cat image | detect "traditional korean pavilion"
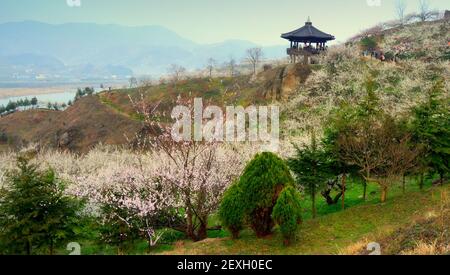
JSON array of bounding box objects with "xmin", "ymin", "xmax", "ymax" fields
[{"xmin": 281, "ymin": 18, "xmax": 335, "ymax": 63}]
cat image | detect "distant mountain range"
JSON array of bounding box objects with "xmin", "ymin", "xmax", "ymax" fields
[{"xmin": 0, "ymin": 21, "xmax": 285, "ymax": 82}]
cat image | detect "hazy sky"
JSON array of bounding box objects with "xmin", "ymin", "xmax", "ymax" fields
[{"xmin": 0, "ymin": 0, "xmax": 448, "ymax": 45}]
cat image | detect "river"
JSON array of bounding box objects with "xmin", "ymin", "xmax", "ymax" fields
[{"xmin": 0, "ymin": 88, "xmax": 105, "ymax": 108}]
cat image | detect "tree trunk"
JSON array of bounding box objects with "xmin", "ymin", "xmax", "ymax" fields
[
  {"xmin": 363, "ymin": 170, "xmax": 370, "ymax": 201},
  {"xmin": 402, "ymin": 175, "xmax": 406, "ymax": 194},
  {"xmin": 26, "ymin": 239, "xmax": 31, "ymax": 256},
  {"xmin": 321, "ymin": 178, "xmax": 343, "ymax": 205},
  {"xmin": 311, "ymin": 185, "xmax": 317, "ymax": 219},
  {"xmin": 50, "ymin": 238, "xmax": 54, "ymax": 256},
  {"xmin": 322, "ymin": 191, "xmax": 335, "ymax": 205},
  {"xmin": 251, "ymin": 208, "xmax": 274, "ymax": 237},
  {"xmin": 118, "ymin": 224, "xmax": 126, "ymax": 255},
  {"xmin": 363, "ymin": 180, "xmax": 367, "ymax": 201},
  {"xmin": 230, "ymin": 228, "xmax": 240, "ymax": 239},
  {"xmin": 186, "ymin": 209, "xmax": 195, "ymax": 241},
  {"xmin": 322, "ymin": 191, "xmax": 343, "ymax": 205},
  {"xmin": 341, "ymin": 174, "xmax": 347, "ymax": 210},
  {"xmin": 419, "ymin": 173, "xmax": 424, "ymax": 190},
  {"xmin": 380, "ymin": 186, "xmax": 388, "ymax": 203},
  {"xmin": 196, "ymin": 218, "xmax": 208, "ymax": 241},
  {"xmin": 147, "ymin": 236, "xmax": 152, "ymax": 251}
]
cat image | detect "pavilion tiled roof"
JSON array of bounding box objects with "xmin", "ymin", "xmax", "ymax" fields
[{"xmin": 281, "ymin": 19, "xmax": 335, "ymax": 42}]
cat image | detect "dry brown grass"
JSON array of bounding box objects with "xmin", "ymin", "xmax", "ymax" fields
[
  {"xmin": 400, "ymin": 240, "xmax": 449, "ymax": 255},
  {"xmin": 0, "ymin": 95, "xmax": 141, "ymax": 153},
  {"xmin": 340, "ymin": 189, "xmax": 450, "ymax": 255},
  {"xmin": 337, "ymin": 238, "xmax": 370, "ymax": 255}
]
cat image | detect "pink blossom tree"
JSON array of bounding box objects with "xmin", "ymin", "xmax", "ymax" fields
[
  {"xmin": 128, "ymin": 95, "xmax": 248, "ymax": 241},
  {"xmin": 72, "ymin": 164, "xmax": 181, "ymax": 250}
]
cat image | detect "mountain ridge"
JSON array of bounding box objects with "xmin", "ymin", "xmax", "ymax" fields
[
  {"xmin": 0, "ymin": 21, "xmax": 286, "ymax": 78},
  {"xmin": 1, "ymin": 19, "xmax": 449, "ymax": 153}
]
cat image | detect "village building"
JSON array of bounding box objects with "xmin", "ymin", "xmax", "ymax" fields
[{"xmin": 444, "ymin": 10, "xmax": 450, "ymax": 20}]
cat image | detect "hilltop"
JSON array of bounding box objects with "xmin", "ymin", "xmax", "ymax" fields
[
  {"xmin": 0, "ymin": 19, "xmax": 449, "ymax": 153},
  {"xmin": 0, "ymin": 96, "xmax": 140, "ymax": 153}
]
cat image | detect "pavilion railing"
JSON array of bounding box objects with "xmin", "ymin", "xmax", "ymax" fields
[{"xmin": 287, "ymin": 47, "xmax": 325, "ymax": 56}]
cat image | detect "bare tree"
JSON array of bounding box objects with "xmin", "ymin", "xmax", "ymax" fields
[
  {"xmin": 226, "ymin": 57, "xmax": 237, "ymax": 77},
  {"xmin": 129, "ymin": 77, "xmax": 138, "ymax": 88},
  {"xmin": 418, "ymin": 0, "xmax": 430, "ymax": 21},
  {"xmin": 395, "ymin": 0, "xmax": 407, "ymax": 25},
  {"xmin": 339, "ymin": 118, "xmax": 420, "ymax": 203},
  {"xmin": 245, "ymin": 48, "xmax": 263, "ymax": 76},
  {"xmin": 167, "ymin": 64, "xmax": 187, "ymax": 83},
  {"xmin": 415, "ymin": 0, "xmax": 439, "ymax": 22},
  {"xmin": 206, "ymin": 58, "xmax": 216, "ymax": 78},
  {"xmin": 139, "ymin": 76, "xmax": 153, "ymax": 88}
]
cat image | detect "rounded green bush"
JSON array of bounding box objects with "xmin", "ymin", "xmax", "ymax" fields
[
  {"xmin": 235, "ymin": 152, "xmax": 295, "ymax": 237},
  {"xmin": 218, "ymin": 183, "xmax": 245, "ymax": 239},
  {"xmin": 239, "ymin": 152, "xmax": 294, "ymax": 210},
  {"xmin": 272, "ymin": 186, "xmax": 302, "ymax": 245}
]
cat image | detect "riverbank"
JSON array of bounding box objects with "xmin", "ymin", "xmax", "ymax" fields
[
  {"xmin": 0, "ymin": 82, "xmax": 127, "ymax": 99},
  {"xmin": 0, "ymin": 82, "xmax": 128, "ymax": 108}
]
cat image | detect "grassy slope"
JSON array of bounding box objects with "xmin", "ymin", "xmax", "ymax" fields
[
  {"xmin": 47, "ymin": 176, "xmax": 447, "ymax": 255},
  {"xmin": 0, "ymin": 96, "xmax": 142, "ymax": 153},
  {"xmin": 1, "ymin": 21, "xmax": 447, "ymax": 154},
  {"xmin": 97, "ymin": 75, "xmax": 273, "ymax": 123},
  {"xmin": 159, "ymin": 183, "xmax": 449, "ymax": 255}
]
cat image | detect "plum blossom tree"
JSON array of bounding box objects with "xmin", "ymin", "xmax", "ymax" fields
[
  {"xmin": 129, "ymin": 95, "xmax": 249, "ymax": 241},
  {"xmin": 153, "ymin": 143, "xmax": 243, "ymax": 240},
  {"xmin": 72, "ymin": 163, "xmax": 180, "ymax": 250}
]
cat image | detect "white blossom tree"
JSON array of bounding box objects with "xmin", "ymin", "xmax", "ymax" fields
[
  {"xmin": 70, "ymin": 160, "xmax": 181, "ymax": 249},
  {"xmin": 129, "ymin": 96, "xmax": 249, "ymax": 241}
]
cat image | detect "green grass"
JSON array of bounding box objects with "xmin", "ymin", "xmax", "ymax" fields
[
  {"xmin": 158, "ymin": 180, "xmax": 448, "ymax": 255},
  {"xmin": 299, "ymin": 176, "xmax": 436, "ymax": 220},
  {"xmin": 96, "ymin": 75, "xmax": 271, "ymax": 122},
  {"xmin": 48, "ymin": 176, "xmax": 445, "ymax": 255},
  {"xmin": 98, "ymin": 94, "xmax": 143, "ymax": 121}
]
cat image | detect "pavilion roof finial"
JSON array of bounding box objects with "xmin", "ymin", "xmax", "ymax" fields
[{"xmin": 306, "ymin": 16, "xmax": 312, "ymax": 25}]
